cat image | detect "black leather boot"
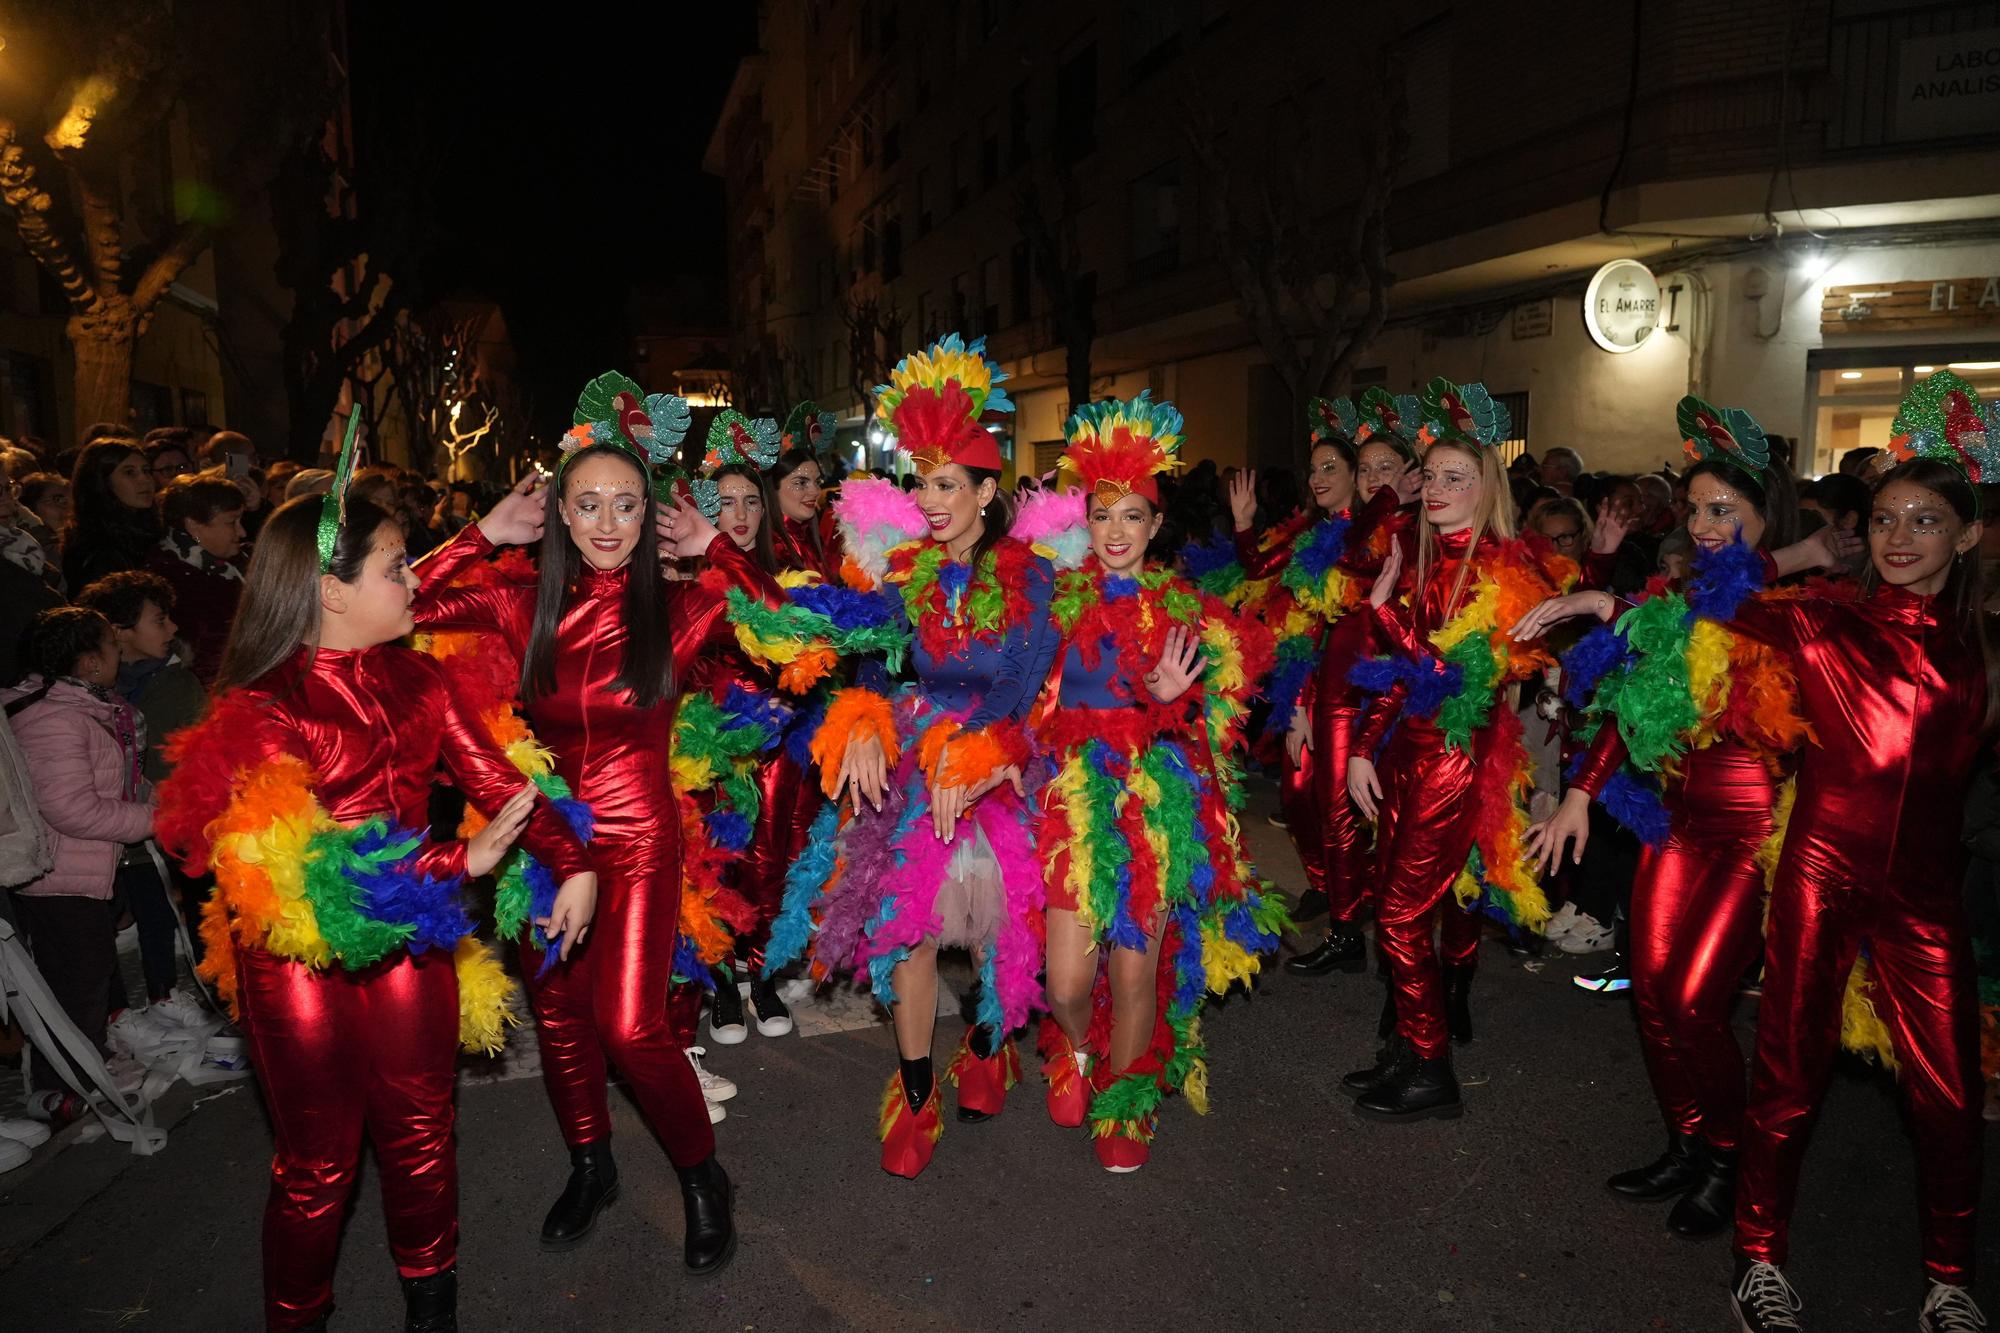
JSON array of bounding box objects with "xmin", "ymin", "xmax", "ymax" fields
[
  {"xmin": 1606, "ymin": 1131, "xmax": 1700, "ymax": 1200},
  {"xmin": 541, "ymin": 1139, "xmax": 619, "ymax": 1251},
  {"xmin": 401, "ymin": 1267, "xmax": 457, "ymax": 1333},
  {"xmin": 1354, "ymin": 1053, "xmax": 1462, "ymax": 1120},
  {"xmin": 1285, "ymin": 921, "xmax": 1367, "ymax": 976},
  {"xmin": 1666, "ymin": 1139, "xmax": 1737, "ymax": 1238},
  {"xmin": 1442, "ymin": 963, "xmax": 1475, "ymax": 1043},
  {"xmin": 1339, "ymin": 1036, "xmax": 1412, "ymax": 1095},
  {"xmin": 1376, "ymin": 982, "xmax": 1397, "ymax": 1039},
  {"xmin": 676, "ymin": 1155, "xmax": 737, "ymax": 1275}
]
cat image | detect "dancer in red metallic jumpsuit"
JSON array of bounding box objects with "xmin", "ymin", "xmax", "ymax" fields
[
  {"xmin": 1342, "ymin": 378, "xmax": 1570, "ymax": 1120},
  {"xmin": 158, "ymin": 470, "xmax": 594, "ymax": 1332},
  {"xmin": 1714, "ymin": 375, "xmax": 1994, "ymax": 1333},
  {"xmin": 414, "ymin": 375, "xmax": 783, "ymax": 1275},
  {"xmin": 1515, "ymin": 396, "xmax": 1806, "ymax": 1241}
]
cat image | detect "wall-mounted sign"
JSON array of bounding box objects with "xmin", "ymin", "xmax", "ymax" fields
[
  {"xmin": 1821, "ymin": 277, "xmax": 2000, "ymax": 335},
  {"xmin": 1512, "ymin": 299, "xmax": 1553, "ymax": 340},
  {"xmin": 1893, "ymin": 26, "xmax": 2000, "ymax": 143},
  {"xmin": 1583, "ymin": 260, "xmax": 1660, "ymax": 354}
]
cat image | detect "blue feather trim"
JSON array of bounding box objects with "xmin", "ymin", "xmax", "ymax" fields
[
  {"xmin": 1687, "ymin": 536, "xmax": 1766, "ymax": 622},
  {"xmin": 763, "ymin": 801, "xmax": 841, "ymax": 976},
  {"xmin": 347, "ymin": 822, "xmax": 471, "ymax": 956},
  {"xmin": 1561, "ymin": 625, "xmax": 1633, "ymax": 708}
]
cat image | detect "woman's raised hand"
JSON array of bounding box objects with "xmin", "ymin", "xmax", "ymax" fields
[
  {"xmin": 477, "ymin": 473, "xmax": 548, "ymax": 548},
  {"xmin": 1228, "ymin": 470, "xmax": 1259, "ymax": 533},
  {"xmin": 1144, "ymin": 625, "xmax": 1205, "ymax": 704}
]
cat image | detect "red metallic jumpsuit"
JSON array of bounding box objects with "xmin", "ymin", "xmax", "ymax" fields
[
  {"xmin": 1236, "ymin": 488, "xmax": 1401, "ymax": 925},
  {"xmin": 1571, "ymin": 723, "xmax": 1788, "ymax": 1154},
  {"xmin": 414, "ymin": 527, "xmax": 779, "ymax": 1169},
  {"xmin": 184, "ymin": 644, "xmax": 588, "ymax": 1331},
  {"xmin": 1357, "ymin": 530, "xmax": 1549, "ymax": 1059},
  {"xmin": 1728, "ymin": 578, "xmax": 1987, "ymax": 1286}
]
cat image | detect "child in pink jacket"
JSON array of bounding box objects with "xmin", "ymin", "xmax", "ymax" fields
[{"xmin": 5, "ymin": 606, "xmax": 155, "ymax": 1125}]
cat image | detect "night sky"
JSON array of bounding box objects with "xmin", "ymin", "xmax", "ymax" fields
[{"xmin": 347, "ymin": 5, "xmax": 758, "ymax": 440}]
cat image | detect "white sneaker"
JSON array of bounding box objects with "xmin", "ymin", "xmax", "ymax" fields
[
  {"xmin": 705, "ymin": 1098, "xmax": 726, "ymax": 1125},
  {"xmin": 1556, "ymin": 912, "xmax": 1615, "ymax": 955},
  {"xmin": 1920, "ymin": 1281, "xmax": 1987, "ymax": 1333},
  {"xmin": 686, "ymin": 1047, "xmax": 737, "ymax": 1102},
  {"xmin": 148, "ymin": 989, "xmax": 219, "ymax": 1032},
  {"xmin": 0, "ymin": 1137, "xmax": 27, "ymax": 1173},
  {"xmin": 0, "ymin": 1117, "xmax": 51, "ymax": 1149},
  {"xmin": 1543, "ymin": 902, "xmax": 1581, "ymax": 943}
]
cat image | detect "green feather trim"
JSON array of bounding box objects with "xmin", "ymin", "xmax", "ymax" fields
[
  {"xmin": 1090, "ymin": 1067, "xmax": 1168, "ymax": 1125},
  {"xmin": 300, "ymin": 820, "xmax": 420, "ymax": 965}
]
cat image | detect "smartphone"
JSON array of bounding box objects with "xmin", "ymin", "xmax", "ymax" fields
[{"xmin": 228, "ymin": 452, "xmax": 252, "ymax": 481}]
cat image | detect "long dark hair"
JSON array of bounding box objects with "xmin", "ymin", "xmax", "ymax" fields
[
  {"xmin": 711, "ymin": 462, "xmax": 779, "ymax": 574},
  {"xmin": 215, "ymin": 495, "xmax": 397, "ymax": 695},
  {"xmin": 64, "ymin": 439, "xmax": 161, "ymax": 554},
  {"xmin": 521, "ymin": 444, "xmax": 673, "ymax": 710},
  {"xmin": 1684, "ymin": 455, "xmax": 1799, "ymax": 551},
  {"xmin": 958, "ymin": 464, "xmax": 1013, "ymax": 572},
  {"xmin": 765, "ymin": 445, "xmax": 827, "ymax": 556},
  {"xmin": 1865, "ymin": 458, "xmax": 1995, "ymax": 727}
]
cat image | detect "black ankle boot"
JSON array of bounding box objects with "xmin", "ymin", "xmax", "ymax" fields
[
  {"xmin": 1606, "ymin": 1131, "xmax": 1700, "ymax": 1200},
  {"xmin": 676, "ymin": 1155, "xmax": 736, "ymax": 1275},
  {"xmin": 1376, "ymin": 983, "xmax": 1397, "ymax": 1040},
  {"xmin": 541, "ymin": 1139, "xmax": 619, "ymax": 1251},
  {"xmin": 1354, "ymin": 1052, "xmax": 1462, "ymax": 1120},
  {"xmin": 1285, "ymin": 922, "xmax": 1367, "ymax": 976},
  {"xmin": 1442, "ymin": 963, "xmax": 1475, "ymax": 1043},
  {"xmin": 1339, "ymin": 1035, "xmax": 1413, "ymax": 1095},
  {"xmin": 401, "ymin": 1267, "xmax": 457, "ymax": 1333},
  {"xmin": 1666, "ymin": 1139, "xmax": 1737, "ymax": 1238}
]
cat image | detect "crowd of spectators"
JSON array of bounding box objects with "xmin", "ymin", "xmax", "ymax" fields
[{"xmin": 0, "ymin": 422, "xmax": 503, "ymax": 1149}]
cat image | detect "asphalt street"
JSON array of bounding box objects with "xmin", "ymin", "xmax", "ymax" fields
[{"xmin": 1, "ymin": 783, "xmax": 1992, "ymax": 1331}]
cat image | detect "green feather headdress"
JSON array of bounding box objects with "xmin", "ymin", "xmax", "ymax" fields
[
  {"xmin": 316, "ymin": 409, "xmax": 362, "ymax": 573},
  {"xmin": 1676, "ymin": 394, "xmax": 1770, "ymax": 477}
]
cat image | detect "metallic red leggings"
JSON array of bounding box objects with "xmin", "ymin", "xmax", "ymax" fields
[
  {"xmin": 523, "ymin": 843, "xmax": 716, "ymax": 1168},
  {"xmin": 236, "ymin": 947, "xmax": 458, "ymax": 1332},
  {"xmin": 1733, "ymin": 849, "xmax": 1983, "ymax": 1285},
  {"xmin": 1628, "ymin": 745, "xmax": 1771, "ymax": 1152},
  {"xmin": 1311, "ymin": 703, "xmax": 1369, "ymax": 923},
  {"xmin": 1372, "ymin": 722, "xmax": 1482, "ymax": 1059},
  {"xmin": 741, "ymin": 750, "xmax": 817, "ymax": 954},
  {"xmin": 1280, "ymin": 742, "xmax": 1325, "ymax": 899}
]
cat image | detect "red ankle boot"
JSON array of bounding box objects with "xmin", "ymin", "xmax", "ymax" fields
[
  {"xmin": 1041, "ymin": 1033, "xmax": 1089, "ymax": 1129},
  {"xmin": 946, "ymin": 1029, "xmax": 1021, "ymax": 1120},
  {"xmin": 878, "ymin": 1071, "xmax": 943, "ymax": 1179}
]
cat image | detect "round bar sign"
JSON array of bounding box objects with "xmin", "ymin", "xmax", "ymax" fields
[{"xmin": 1583, "ymin": 259, "xmax": 1661, "ymax": 353}]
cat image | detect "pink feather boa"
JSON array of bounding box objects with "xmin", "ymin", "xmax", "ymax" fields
[{"xmin": 833, "ymin": 478, "xmax": 927, "ymax": 588}]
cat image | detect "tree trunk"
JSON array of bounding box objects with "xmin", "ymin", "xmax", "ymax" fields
[{"xmin": 67, "ymin": 301, "xmax": 139, "ymax": 430}]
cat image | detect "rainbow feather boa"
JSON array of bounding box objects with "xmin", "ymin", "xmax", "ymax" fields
[
  {"xmin": 665, "ymin": 683, "xmax": 792, "ymax": 984},
  {"xmin": 1560, "ymin": 540, "xmax": 1809, "ymax": 843},
  {"xmin": 158, "ymin": 700, "xmax": 517, "ymax": 1053},
  {"xmin": 1350, "ymin": 541, "xmax": 1570, "ymax": 929},
  {"xmin": 1351, "ymin": 542, "xmax": 1571, "ymax": 753}
]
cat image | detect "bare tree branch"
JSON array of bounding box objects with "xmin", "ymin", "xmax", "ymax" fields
[{"xmin": 0, "ymin": 122, "xmax": 98, "ymax": 315}]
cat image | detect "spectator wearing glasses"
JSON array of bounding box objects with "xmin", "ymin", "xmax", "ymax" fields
[
  {"xmin": 1528, "ymin": 495, "xmax": 1591, "ymax": 561},
  {"xmin": 142, "ymin": 428, "xmax": 199, "ymax": 488}
]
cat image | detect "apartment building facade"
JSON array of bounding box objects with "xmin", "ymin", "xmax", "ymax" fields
[{"xmin": 708, "ymin": 0, "xmax": 2000, "ymax": 479}]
